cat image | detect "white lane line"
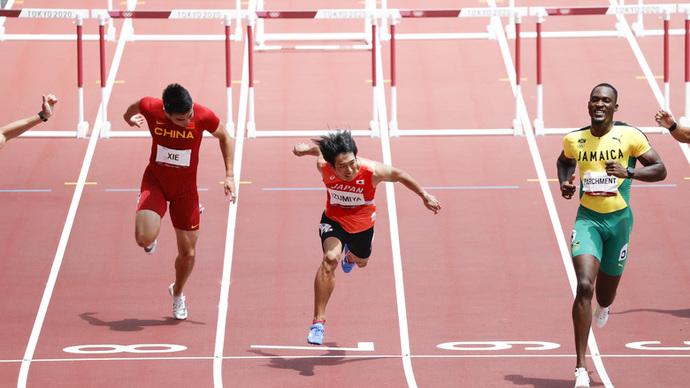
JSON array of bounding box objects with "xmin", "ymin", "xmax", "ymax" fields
[
  {"xmin": 16, "ymin": 14, "xmax": 134, "ymax": 388},
  {"xmin": 489, "ymin": 0, "xmax": 613, "ymax": 386},
  {"xmin": 212, "ymin": 10, "xmax": 250, "ymax": 388},
  {"xmin": 6, "ymin": 351, "xmax": 690, "ymax": 364},
  {"xmin": 250, "ymin": 342, "xmax": 375, "ymax": 352},
  {"xmin": 373, "ymin": 20, "xmax": 418, "ymax": 388}
]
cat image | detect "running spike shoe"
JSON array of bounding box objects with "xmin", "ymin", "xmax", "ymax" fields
[
  {"xmin": 340, "ymin": 244, "xmax": 355, "ymax": 274},
  {"xmin": 307, "ymin": 322, "xmax": 324, "ymax": 345}
]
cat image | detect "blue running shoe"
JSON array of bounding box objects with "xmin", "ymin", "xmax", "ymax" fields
[
  {"xmin": 307, "ymin": 322, "xmax": 324, "ymax": 345},
  {"xmin": 341, "ymin": 244, "xmax": 355, "ymax": 273}
]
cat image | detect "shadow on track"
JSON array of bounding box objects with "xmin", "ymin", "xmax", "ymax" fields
[
  {"xmin": 249, "ymin": 345, "xmax": 386, "ymax": 377},
  {"xmin": 505, "ymin": 374, "xmax": 604, "ymax": 387},
  {"xmin": 79, "ymin": 312, "xmax": 205, "ymax": 331},
  {"xmin": 614, "ymin": 308, "xmax": 690, "ymax": 319}
]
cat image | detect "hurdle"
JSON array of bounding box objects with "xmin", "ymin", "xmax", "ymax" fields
[
  {"xmin": 105, "ymin": 8, "xmax": 244, "ymax": 43},
  {"xmin": 254, "ymin": 0, "xmax": 377, "ymax": 50},
  {"xmin": 100, "ymin": 0, "xmax": 244, "ymax": 42},
  {"xmin": 680, "ymin": 4, "xmax": 690, "ymax": 126},
  {"xmin": 0, "ymin": 8, "xmax": 91, "ymax": 138},
  {"xmin": 388, "ymin": 7, "xmax": 528, "ymax": 137},
  {"xmin": 530, "ymin": 4, "xmax": 678, "ymax": 135},
  {"xmin": 91, "ymin": 9, "xmax": 246, "ymax": 138},
  {"xmin": 626, "ymin": 0, "xmax": 663, "ymax": 37},
  {"xmin": 246, "ymin": 9, "xmax": 399, "ymax": 138},
  {"xmin": 0, "ymin": 8, "xmax": 98, "ymax": 42}
]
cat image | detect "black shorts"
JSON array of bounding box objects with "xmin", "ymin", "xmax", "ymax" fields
[{"xmin": 318, "ymin": 212, "xmax": 374, "ymax": 259}]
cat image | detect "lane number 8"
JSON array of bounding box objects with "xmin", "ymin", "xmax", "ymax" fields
[{"xmin": 63, "ymin": 344, "xmax": 187, "ymax": 354}]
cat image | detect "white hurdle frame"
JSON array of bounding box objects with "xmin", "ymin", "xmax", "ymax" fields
[
  {"xmin": 246, "ymin": 9, "xmax": 399, "ymax": 138},
  {"xmin": 100, "ymin": 0, "xmax": 243, "ymax": 42},
  {"xmin": 0, "ymin": 8, "xmax": 91, "ymax": 138},
  {"xmin": 680, "ymin": 4, "xmax": 690, "ymax": 126},
  {"xmin": 6, "ymin": 4, "xmax": 690, "ymax": 140},
  {"xmin": 388, "ymin": 7, "xmax": 528, "ymax": 137},
  {"xmin": 91, "ymin": 9, "xmax": 246, "ymax": 138},
  {"xmin": 254, "ymin": 0, "xmax": 376, "ymax": 49},
  {"xmin": 530, "ymin": 4, "xmax": 678, "ymax": 135}
]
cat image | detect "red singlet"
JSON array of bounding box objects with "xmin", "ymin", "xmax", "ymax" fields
[
  {"xmin": 322, "ymin": 157, "xmax": 377, "ymax": 233},
  {"xmin": 136, "ymin": 97, "xmax": 220, "ymax": 230},
  {"xmin": 139, "ymin": 97, "xmax": 219, "ymax": 179}
]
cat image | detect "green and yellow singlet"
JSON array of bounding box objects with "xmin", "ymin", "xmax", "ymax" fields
[{"xmin": 563, "ymin": 121, "xmax": 651, "ymax": 214}]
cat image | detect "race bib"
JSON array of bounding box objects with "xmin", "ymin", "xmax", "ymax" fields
[
  {"xmin": 328, "ymin": 189, "xmax": 366, "ymax": 208},
  {"xmin": 155, "ymin": 145, "xmax": 191, "ymax": 168},
  {"xmin": 582, "ymin": 171, "xmax": 618, "ymax": 197}
]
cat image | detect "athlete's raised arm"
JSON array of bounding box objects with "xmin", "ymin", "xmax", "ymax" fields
[
  {"xmin": 293, "ymin": 142, "xmax": 325, "ymax": 176},
  {"xmin": 123, "ymin": 100, "xmax": 145, "ymax": 128},
  {"xmin": 655, "ymin": 109, "xmax": 690, "ymax": 144},
  {"xmin": 0, "ymin": 94, "xmax": 57, "ymax": 150},
  {"xmin": 373, "ymin": 162, "xmax": 441, "ymax": 214}
]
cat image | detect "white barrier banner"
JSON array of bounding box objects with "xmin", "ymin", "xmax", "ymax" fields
[
  {"xmin": 169, "ymin": 10, "xmax": 237, "ymax": 19},
  {"xmin": 18, "ymin": 8, "xmax": 90, "ymax": 19},
  {"xmin": 607, "ymin": 4, "xmax": 676, "ymax": 15},
  {"xmin": 314, "ymin": 9, "xmax": 369, "ymax": 19},
  {"xmin": 458, "ymin": 7, "xmax": 528, "ymax": 18}
]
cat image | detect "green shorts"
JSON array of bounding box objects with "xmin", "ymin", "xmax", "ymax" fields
[{"xmin": 570, "ymin": 205, "xmax": 633, "ymax": 276}]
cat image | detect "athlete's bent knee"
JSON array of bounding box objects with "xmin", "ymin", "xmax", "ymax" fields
[
  {"xmin": 135, "ymin": 233, "xmax": 154, "ymax": 249},
  {"xmin": 322, "ymin": 251, "xmax": 339, "ymax": 269}
]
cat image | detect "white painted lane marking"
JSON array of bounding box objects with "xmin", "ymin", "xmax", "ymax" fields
[
  {"xmin": 250, "ymin": 342, "xmax": 375, "ymax": 352},
  {"xmin": 626, "ymin": 341, "xmax": 690, "ymax": 351},
  {"xmin": 438, "ymin": 341, "xmax": 561, "ymax": 351},
  {"xmin": 63, "ymin": 344, "xmax": 187, "ymax": 354}
]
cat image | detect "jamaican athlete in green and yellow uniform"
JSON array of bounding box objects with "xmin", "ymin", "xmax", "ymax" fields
[
  {"xmin": 562, "ymin": 121, "xmax": 650, "ymax": 276},
  {"xmin": 558, "ymin": 83, "xmax": 666, "ymax": 386}
]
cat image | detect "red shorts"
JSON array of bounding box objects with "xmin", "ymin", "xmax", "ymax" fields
[{"xmin": 137, "ymin": 166, "xmax": 200, "ymax": 231}]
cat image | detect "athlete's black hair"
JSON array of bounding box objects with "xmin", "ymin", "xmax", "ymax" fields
[
  {"xmin": 591, "ymin": 83, "xmax": 618, "ymax": 103},
  {"xmin": 313, "ymin": 130, "xmax": 358, "ymax": 167},
  {"xmin": 162, "ymin": 83, "xmax": 193, "ymax": 114}
]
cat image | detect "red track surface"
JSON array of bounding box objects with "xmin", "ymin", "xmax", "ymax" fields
[{"xmin": 1, "ymin": 0, "xmax": 690, "ymax": 387}]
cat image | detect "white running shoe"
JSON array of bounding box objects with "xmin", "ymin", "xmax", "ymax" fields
[
  {"xmin": 144, "ymin": 239, "xmax": 157, "ymax": 255},
  {"xmin": 574, "ymin": 368, "xmax": 590, "ymax": 388},
  {"xmin": 168, "ymin": 283, "xmax": 187, "ymax": 320},
  {"xmin": 593, "ymin": 305, "xmax": 610, "ymax": 328}
]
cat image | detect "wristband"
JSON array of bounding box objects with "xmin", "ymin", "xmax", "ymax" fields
[
  {"xmin": 669, "ymin": 122, "xmax": 677, "ymax": 132},
  {"xmin": 38, "ymin": 111, "xmax": 47, "ymax": 122}
]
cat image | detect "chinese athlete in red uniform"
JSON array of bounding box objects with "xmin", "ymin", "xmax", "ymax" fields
[
  {"xmin": 293, "ymin": 130, "xmax": 441, "ymax": 345},
  {"xmin": 123, "ymin": 83, "xmax": 236, "ymax": 320}
]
